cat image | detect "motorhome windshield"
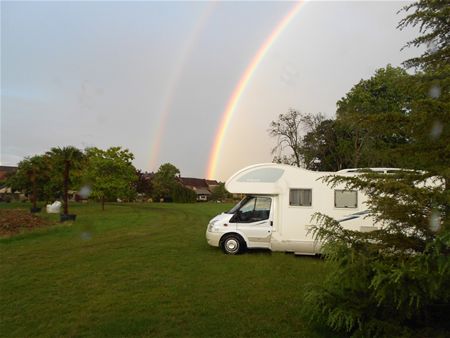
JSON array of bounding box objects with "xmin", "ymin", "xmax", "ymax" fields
[{"xmin": 226, "ymin": 196, "xmax": 252, "ymax": 214}]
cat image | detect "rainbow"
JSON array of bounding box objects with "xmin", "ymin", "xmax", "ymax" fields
[
  {"xmin": 148, "ymin": 3, "xmax": 217, "ymax": 171},
  {"xmin": 205, "ymin": 0, "xmax": 304, "ymax": 179}
]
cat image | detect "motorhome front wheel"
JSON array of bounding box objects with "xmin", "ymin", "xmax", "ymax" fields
[{"xmin": 222, "ymin": 235, "xmax": 245, "ymax": 255}]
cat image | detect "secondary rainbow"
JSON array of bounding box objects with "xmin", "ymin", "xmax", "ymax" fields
[
  {"xmin": 206, "ymin": 0, "xmax": 304, "ymax": 179},
  {"xmin": 148, "ymin": 3, "xmax": 216, "ymax": 171}
]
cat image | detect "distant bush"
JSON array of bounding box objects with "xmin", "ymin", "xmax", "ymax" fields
[
  {"xmin": 171, "ymin": 184, "xmax": 196, "ymax": 203},
  {"xmin": 210, "ymin": 183, "xmax": 231, "ymax": 201}
]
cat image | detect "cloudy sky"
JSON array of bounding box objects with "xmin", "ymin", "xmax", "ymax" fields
[{"xmin": 1, "ymin": 0, "xmax": 421, "ymax": 181}]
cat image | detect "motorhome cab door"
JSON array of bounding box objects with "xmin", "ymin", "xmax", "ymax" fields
[{"xmin": 231, "ymin": 196, "xmax": 272, "ymax": 248}]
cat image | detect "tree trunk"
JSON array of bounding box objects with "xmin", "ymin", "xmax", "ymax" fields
[
  {"xmin": 294, "ymin": 152, "xmax": 301, "ymax": 168},
  {"xmin": 102, "ymin": 196, "xmax": 105, "ymax": 211},
  {"xmin": 32, "ymin": 174, "xmax": 37, "ymax": 209},
  {"xmin": 354, "ymin": 130, "xmax": 362, "ymax": 168},
  {"xmin": 63, "ymin": 160, "xmax": 69, "ymax": 215}
]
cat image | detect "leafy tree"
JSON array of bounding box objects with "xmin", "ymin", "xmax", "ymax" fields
[
  {"xmin": 300, "ymin": 119, "xmax": 355, "ymax": 171},
  {"xmin": 336, "ymin": 65, "xmax": 424, "ymax": 167},
  {"xmin": 268, "ymin": 109, "xmax": 323, "ymax": 167},
  {"xmin": 210, "ymin": 182, "xmax": 231, "ymax": 201},
  {"xmin": 46, "ymin": 146, "xmax": 84, "ymax": 215},
  {"xmin": 84, "ymin": 147, "xmax": 137, "ymax": 210},
  {"xmin": 152, "ymin": 163, "xmax": 180, "ymax": 201},
  {"xmin": 150, "ymin": 163, "xmax": 197, "ymax": 203},
  {"xmin": 276, "ymin": 67, "xmax": 426, "ymax": 171}
]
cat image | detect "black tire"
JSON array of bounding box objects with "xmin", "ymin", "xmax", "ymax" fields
[{"xmin": 221, "ymin": 234, "xmax": 245, "ymax": 255}]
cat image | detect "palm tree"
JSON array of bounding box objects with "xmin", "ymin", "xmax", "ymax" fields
[
  {"xmin": 26, "ymin": 156, "xmax": 47, "ymax": 210},
  {"xmin": 47, "ymin": 146, "xmax": 84, "ymax": 215}
]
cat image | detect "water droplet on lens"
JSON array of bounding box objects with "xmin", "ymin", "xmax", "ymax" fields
[
  {"xmin": 427, "ymin": 40, "xmax": 438, "ymax": 54},
  {"xmin": 79, "ymin": 185, "xmax": 92, "ymax": 198},
  {"xmin": 430, "ymin": 121, "xmax": 443, "ymax": 140},
  {"xmin": 429, "ymin": 85, "xmax": 441, "ymax": 98},
  {"xmin": 81, "ymin": 231, "xmax": 92, "ymax": 240},
  {"xmin": 429, "ymin": 210, "xmax": 441, "ymax": 232},
  {"xmin": 280, "ymin": 63, "xmax": 299, "ymax": 86}
]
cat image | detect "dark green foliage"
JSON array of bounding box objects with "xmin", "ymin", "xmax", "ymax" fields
[
  {"xmin": 304, "ymin": 171, "xmax": 449, "ymax": 336},
  {"xmin": 151, "ymin": 163, "xmax": 195, "ymax": 203},
  {"xmin": 305, "ymin": 82, "xmax": 450, "ymax": 334},
  {"xmin": 301, "ymin": 119, "xmax": 355, "ymax": 171},
  {"xmin": 336, "ymin": 66, "xmax": 417, "ymax": 118},
  {"xmin": 7, "ymin": 155, "xmax": 50, "ymax": 207},
  {"xmin": 333, "ymin": 63, "xmax": 449, "ymax": 173},
  {"xmin": 171, "ymin": 183, "xmax": 197, "ymax": 203},
  {"xmin": 398, "ymin": 0, "xmax": 450, "ymax": 70},
  {"xmin": 209, "ymin": 182, "xmax": 231, "ymax": 201},
  {"xmin": 151, "ymin": 163, "xmax": 181, "ymax": 201},
  {"xmin": 270, "ymin": 66, "xmax": 427, "ymax": 171},
  {"xmin": 135, "ymin": 170, "xmax": 153, "ymax": 197},
  {"xmin": 336, "ymin": 65, "xmax": 425, "ymax": 168},
  {"xmin": 397, "ymin": 0, "xmax": 450, "ymax": 176},
  {"xmin": 397, "ymin": 67, "xmax": 450, "ymax": 178}
]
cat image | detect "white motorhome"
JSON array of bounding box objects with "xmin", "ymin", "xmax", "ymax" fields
[{"xmin": 206, "ymin": 163, "xmax": 397, "ymax": 255}]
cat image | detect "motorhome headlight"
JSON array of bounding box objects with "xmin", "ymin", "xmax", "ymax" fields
[{"xmin": 208, "ymin": 220, "xmax": 219, "ymax": 232}]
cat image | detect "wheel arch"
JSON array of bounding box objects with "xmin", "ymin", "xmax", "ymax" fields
[{"xmin": 219, "ymin": 232, "xmax": 248, "ymax": 249}]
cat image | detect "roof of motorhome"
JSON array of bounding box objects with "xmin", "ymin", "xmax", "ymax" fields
[
  {"xmin": 226, "ymin": 164, "xmax": 438, "ymax": 195},
  {"xmin": 225, "ymin": 163, "xmax": 339, "ymax": 195}
]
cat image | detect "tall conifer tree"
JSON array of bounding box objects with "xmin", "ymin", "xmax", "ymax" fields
[{"xmin": 304, "ymin": 1, "xmax": 450, "ymax": 335}]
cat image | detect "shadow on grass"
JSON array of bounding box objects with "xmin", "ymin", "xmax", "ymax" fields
[{"xmin": 246, "ymin": 248, "xmax": 273, "ymax": 255}]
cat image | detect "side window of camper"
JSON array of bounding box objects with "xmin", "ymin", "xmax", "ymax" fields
[
  {"xmin": 334, "ymin": 190, "xmax": 357, "ymax": 208},
  {"xmin": 289, "ymin": 189, "xmax": 312, "ymax": 206}
]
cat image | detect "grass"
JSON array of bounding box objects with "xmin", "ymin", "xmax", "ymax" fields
[{"xmin": 0, "ymin": 202, "xmax": 334, "ymax": 337}]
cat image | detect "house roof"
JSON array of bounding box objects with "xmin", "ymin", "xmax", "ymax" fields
[
  {"xmin": 0, "ymin": 166, "xmax": 17, "ymax": 173},
  {"xmin": 195, "ymin": 188, "xmax": 211, "ymax": 195},
  {"xmin": 0, "ymin": 166, "xmax": 17, "ymax": 180},
  {"xmin": 178, "ymin": 177, "xmax": 209, "ymax": 189},
  {"xmin": 142, "ymin": 172, "xmax": 155, "ymax": 180},
  {"xmin": 205, "ymin": 179, "xmax": 219, "ymax": 186}
]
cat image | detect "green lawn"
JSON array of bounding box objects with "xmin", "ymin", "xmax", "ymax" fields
[{"xmin": 0, "ymin": 202, "xmax": 334, "ymax": 337}]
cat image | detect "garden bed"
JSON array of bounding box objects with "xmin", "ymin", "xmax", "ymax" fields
[{"xmin": 0, "ymin": 209, "xmax": 52, "ymax": 236}]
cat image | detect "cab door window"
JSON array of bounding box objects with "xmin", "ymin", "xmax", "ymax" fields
[{"xmin": 234, "ymin": 197, "xmax": 271, "ymax": 223}]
